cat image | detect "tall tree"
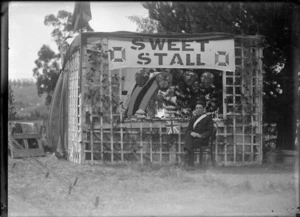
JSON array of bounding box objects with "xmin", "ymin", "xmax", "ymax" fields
[
  {"xmin": 33, "ymin": 10, "xmax": 94, "ymax": 106},
  {"xmin": 141, "ymin": 2, "xmax": 296, "ymax": 149},
  {"xmin": 128, "ymin": 16, "xmax": 164, "ymax": 33}
]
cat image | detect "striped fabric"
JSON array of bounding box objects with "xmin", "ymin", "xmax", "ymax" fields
[{"xmin": 126, "ymin": 76, "xmax": 159, "ymax": 117}]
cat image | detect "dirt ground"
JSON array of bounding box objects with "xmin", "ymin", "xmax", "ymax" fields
[{"xmin": 8, "ymin": 153, "xmax": 298, "ymax": 216}]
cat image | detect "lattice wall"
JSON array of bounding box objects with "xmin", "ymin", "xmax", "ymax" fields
[{"xmin": 67, "ymin": 50, "xmax": 82, "ymax": 164}]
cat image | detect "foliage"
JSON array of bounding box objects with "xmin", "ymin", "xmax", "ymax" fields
[
  {"xmin": 128, "ymin": 15, "xmax": 164, "ymax": 33},
  {"xmin": 84, "ymin": 42, "xmax": 121, "ymax": 126},
  {"xmin": 167, "ymin": 69, "xmax": 222, "ymax": 117},
  {"xmin": 140, "ymin": 2, "xmax": 296, "ymax": 149},
  {"xmin": 33, "ymin": 45, "xmax": 60, "ymax": 106},
  {"xmin": 44, "ymin": 10, "xmax": 93, "ymax": 47},
  {"xmin": 34, "ymin": 10, "xmax": 94, "ymax": 106},
  {"xmin": 10, "ymin": 81, "xmax": 48, "ymax": 120},
  {"xmin": 8, "ymin": 82, "xmax": 17, "ymax": 120},
  {"xmin": 10, "ymin": 78, "xmax": 35, "ymax": 87}
]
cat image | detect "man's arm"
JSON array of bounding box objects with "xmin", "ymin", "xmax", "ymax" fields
[{"xmin": 185, "ymin": 116, "xmax": 196, "ymax": 135}]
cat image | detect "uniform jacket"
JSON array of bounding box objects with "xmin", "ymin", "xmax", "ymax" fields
[{"xmin": 185, "ymin": 113, "xmax": 214, "ymax": 149}]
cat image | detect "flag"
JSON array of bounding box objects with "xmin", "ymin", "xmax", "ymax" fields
[
  {"xmin": 72, "ymin": 2, "xmax": 92, "ymax": 31},
  {"xmin": 166, "ymin": 121, "xmax": 180, "ymax": 134}
]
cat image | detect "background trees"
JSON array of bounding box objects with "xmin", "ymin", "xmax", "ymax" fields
[
  {"xmin": 8, "ymin": 82, "xmax": 16, "ymax": 120},
  {"xmin": 33, "ymin": 10, "xmax": 93, "ymax": 106},
  {"xmin": 132, "ymin": 2, "xmax": 297, "ymax": 149}
]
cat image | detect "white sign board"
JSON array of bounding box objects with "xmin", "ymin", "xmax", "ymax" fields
[{"xmin": 108, "ymin": 36, "xmax": 235, "ymax": 71}]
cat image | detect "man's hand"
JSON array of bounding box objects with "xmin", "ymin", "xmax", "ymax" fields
[
  {"xmin": 190, "ymin": 132, "xmax": 197, "ymax": 137},
  {"xmin": 191, "ymin": 132, "xmax": 202, "ymax": 138}
]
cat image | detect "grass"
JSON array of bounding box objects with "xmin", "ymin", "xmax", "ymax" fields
[{"xmin": 8, "ymin": 155, "xmax": 297, "ymax": 216}]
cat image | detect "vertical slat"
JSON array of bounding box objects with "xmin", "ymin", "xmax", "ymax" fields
[
  {"xmin": 79, "ymin": 34, "xmax": 84, "ymax": 164},
  {"xmin": 66, "ymin": 69, "xmax": 69, "ymax": 161},
  {"xmin": 109, "ymin": 68, "xmax": 113, "ymax": 163},
  {"xmin": 178, "ymin": 124, "xmax": 181, "ymax": 163},
  {"xmin": 150, "ymin": 121, "xmax": 153, "ymax": 163},
  {"xmin": 222, "ymin": 71, "xmax": 228, "ymax": 164},
  {"xmin": 258, "ymin": 45, "xmax": 264, "ymax": 163},
  {"xmin": 100, "ymin": 48, "xmax": 104, "ymax": 162},
  {"xmin": 169, "ymin": 128, "xmax": 172, "ymax": 163},
  {"xmin": 140, "ymin": 122, "xmax": 143, "ymax": 164},
  {"xmin": 119, "ymin": 68, "xmax": 124, "ymax": 162},
  {"xmin": 215, "ymin": 126, "xmax": 218, "ymax": 164},
  {"xmin": 233, "ymin": 69, "xmax": 236, "ymax": 163},
  {"xmin": 241, "ymin": 40, "xmax": 245, "ymax": 163},
  {"xmin": 222, "ymin": 71, "xmax": 227, "ymax": 118},
  {"xmin": 91, "ymin": 108, "xmax": 94, "ymax": 165},
  {"xmin": 250, "ymin": 43, "xmax": 254, "ymax": 163},
  {"xmin": 159, "ymin": 121, "xmax": 162, "ymax": 162},
  {"xmin": 82, "ymin": 47, "xmax": 89, "ymax": 165}
]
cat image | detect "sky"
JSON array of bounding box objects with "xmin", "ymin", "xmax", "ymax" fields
[{"xmin": 8, "ymin": 1, "xmax": 148, "ymax": 80}]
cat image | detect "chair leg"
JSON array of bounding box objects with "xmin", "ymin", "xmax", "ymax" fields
[
  {"xmin": 211, "ymin": 149, "xmax": 215, "ymax": 167},
  {"xmin": 211, "ymin": 140, "xmax": 216, "ymax": 167}
]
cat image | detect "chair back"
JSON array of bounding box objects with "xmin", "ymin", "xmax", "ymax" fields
[{"xmin": 210, "ymin": 121, "xmax": 218, "ymax": 143}]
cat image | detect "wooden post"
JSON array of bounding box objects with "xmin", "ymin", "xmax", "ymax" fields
[
  {"xmin": 233, "ymin": 68, "xmax": 236, "ymax": 163},
  {"xmin": 292, "ymin": 5, "xmax": 300, "ymax": 206},
  {"xmin": 119, "ymin": 68, "xmax": 124, "ymax": 163},
  {"xmin": 79, "ymin": 32, "xmax": 83, "ymax": 164},
  {"xmin": 222, "ymin": 70, "xmax": 228, "ymax": 164},
  {"xmin": 250, "ymin": 41, "xmax": 254, "ymax": 163},
  {"xmin": 109, "ymin": 67, "xmax": 113, "ymax": 163},
  {"xmin": 91, "ymin": 102, "xmax": 94, "ymax": 165},
  {"xmin": 159, "ymin": 121, "xmax": 162, "ymax": 163},
  {"xmin": 150, "ymin": 121, "xmax": 153, "ymax": 163},
  {"xmin": 240, "ymin": 41, "xmax": 245, "ymax": 163},
  {"xmin": 100, "ymin": 42, "xmax": 104, "ymax": 162},
  {"xmin": 140, "ymin": 122, "xmax": 143, "ymax": 164},
  {"xmin": 178, "ymin": 124, "xmax": 181, "ymax": 163}
]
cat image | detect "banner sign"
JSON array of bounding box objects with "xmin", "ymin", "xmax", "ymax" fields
[{"xmin": 108, "ymin": 36, "xmax": 235, "ymax": 71}]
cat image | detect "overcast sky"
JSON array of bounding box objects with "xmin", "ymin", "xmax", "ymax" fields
[{"xmin": 8, "ymin": 1, "xmax": 148, "ymax": 80}]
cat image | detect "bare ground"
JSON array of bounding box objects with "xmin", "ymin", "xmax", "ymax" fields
[{"xmin": 8, "ymin": 154, "xmax": 298, "ymax": 216}]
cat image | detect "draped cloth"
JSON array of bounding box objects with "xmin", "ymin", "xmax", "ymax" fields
[{"xmin": 47, "ymin": 71, "xmax": 68, "ymax": 159}]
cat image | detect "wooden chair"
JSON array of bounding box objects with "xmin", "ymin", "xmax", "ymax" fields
[{"xmin": 195, "ymin": 121, "xmax": 218, "ymax": 167}]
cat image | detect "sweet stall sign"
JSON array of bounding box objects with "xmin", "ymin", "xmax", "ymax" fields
[{"xmin": 108, "ymin": 36, "xmax": 235, "ymax": 71}]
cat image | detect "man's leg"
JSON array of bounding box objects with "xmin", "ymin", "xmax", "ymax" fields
[
  {"xmin": 187, "ymin": 148, "xmax": 195, "ymax": 167},
  {"xmin": 184, "ymin": 134, "xmax": 195, "ymax": 167},
  {"xmin": 199, "ymin": 146, "xmax": 204, "ymax": 166},
  {"xmin": 184, "ymin": 135, "xmax": 194, "ymax": 166}
]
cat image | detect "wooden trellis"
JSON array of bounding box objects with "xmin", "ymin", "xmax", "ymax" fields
[
  {"xmin": 63, "ymin": 32, "xmax": 263, "ymax": 165},
  {"xmin": 67, "ymin": 50, "xmax": 82, "ymax": 164}
]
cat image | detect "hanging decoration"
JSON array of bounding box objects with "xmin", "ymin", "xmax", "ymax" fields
[
  {"xmin": 135, "ymin": 69, "xmax": 149, "ymax": 87},
  {"xmin": 183, "ymin": 70, "xmax": 198, "ymax": 86},
  {"xmin": 156, "ymin": 71, "xmax": 173, "ymax": 91},
  {"xmin": 200, "ymin": 71, "xmax": 214, "ymax": 88}
]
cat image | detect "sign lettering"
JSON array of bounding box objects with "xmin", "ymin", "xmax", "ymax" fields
[{"xmin": 108, "ymin": 37, "xmax": 235, "ymax": 71}]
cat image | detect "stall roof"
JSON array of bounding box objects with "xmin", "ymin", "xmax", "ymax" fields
[{"xmin": 81, "ymin": 31, "xmax": 235, "ymax": 40}]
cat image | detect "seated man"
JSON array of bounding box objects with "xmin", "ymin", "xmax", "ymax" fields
[{"xmin": 184, "ymin": 101, "xmax": 214, "ymax": 169}]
